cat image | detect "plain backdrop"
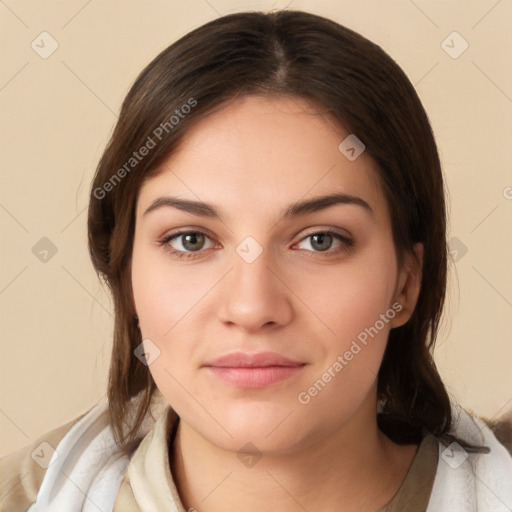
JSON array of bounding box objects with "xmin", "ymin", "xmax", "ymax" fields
[{"xmin": 1, "ymin": 0, "xmax": 511, "ymax": 456}]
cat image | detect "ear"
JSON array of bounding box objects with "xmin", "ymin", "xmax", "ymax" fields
[{"xmin": 389, "ymin": 242, "xmax": 423, "ymax": 328}]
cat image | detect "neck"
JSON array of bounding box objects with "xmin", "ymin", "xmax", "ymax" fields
[{"xmin": 169, "ymin": 399, "xmax": 418, "ymax": 512}]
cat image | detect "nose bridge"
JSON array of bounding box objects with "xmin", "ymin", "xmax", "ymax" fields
[{"xmin": 217, "ymin": 235, "xmax": 293, "ymax": 331}]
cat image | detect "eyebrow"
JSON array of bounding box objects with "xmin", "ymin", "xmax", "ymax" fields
[{"xmin": 143, "ymin": 192, "xmax": 373, "ymax": 221}]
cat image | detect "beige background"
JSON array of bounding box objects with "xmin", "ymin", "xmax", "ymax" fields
[{"xmin": 1, "ymin": 0, "xmax": 511, "ymax": 456}]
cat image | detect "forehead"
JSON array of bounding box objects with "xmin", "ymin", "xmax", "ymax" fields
[{"xmin": 137, "ymin": 94, "xmax": 386, "ymax": 222}]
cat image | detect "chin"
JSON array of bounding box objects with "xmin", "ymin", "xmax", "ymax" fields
[{"xmin": 199, "ymin": 403, "xmax": 319, "ymax": 455}]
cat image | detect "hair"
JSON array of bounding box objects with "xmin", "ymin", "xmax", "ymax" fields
[{"xmin": 87, "ymin": 9, "xmax": 474, "ymax": 455}]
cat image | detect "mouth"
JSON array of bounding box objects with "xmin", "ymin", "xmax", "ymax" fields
[{"xmin": 202, "ymin": 351, "xmax": 307, "ymax": 388}]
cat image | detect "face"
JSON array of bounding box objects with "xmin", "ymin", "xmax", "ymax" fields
[{"xmin": 131, "ymin": 94, "xmax": 421, "ymax": 455}]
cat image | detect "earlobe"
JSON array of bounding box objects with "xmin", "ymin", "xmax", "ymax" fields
[{"xmin": 389, "ymin": 243, "xmax": 423, "ymax": 328}]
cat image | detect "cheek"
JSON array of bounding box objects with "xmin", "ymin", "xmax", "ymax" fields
[
  {"xmin": 131, "ymin": 245, "xmax": 214, "ymax": 393},
  {"xmin": 290, "ymin": 248, "xmax": 398, "ymax": 401},
  {"xmin": 131, "ymin": 247, "xmax": 199, "ymax": 412},
  {"xmin": 294, "ymin": 265, "xmax": 396, "ymax": 416},
  {"xmin": 131, "ymin": 244, "xmax": 209, "ymax": 336},
  {"xmin": 293, "ymin": 251, "xmax": 398, "ymax": 346}
]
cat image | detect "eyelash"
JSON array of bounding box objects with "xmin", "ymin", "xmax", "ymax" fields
[{"xmin": 156, "ymin": 229, "xmax": 354, "ymax": 260}]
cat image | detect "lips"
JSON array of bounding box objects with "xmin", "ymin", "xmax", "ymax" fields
[
  {"xmin": 202, "ymin": 351, "xmax": 306, "ymax": 388},
  {"xmin": 204, "ymin": 351, "xmax": 304, "ymax": 368}
]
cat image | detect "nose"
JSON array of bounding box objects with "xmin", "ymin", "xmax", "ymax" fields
[{"xmin": 216, "ymin": 244, "xmax": 294, "ymax": 333}]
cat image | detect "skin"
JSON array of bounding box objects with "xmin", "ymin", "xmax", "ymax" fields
[{"xmin": 131, "ymin": 94, "xmax": 424, "ymax": 512}]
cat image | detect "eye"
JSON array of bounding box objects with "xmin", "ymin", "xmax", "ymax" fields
[
  {"xmin": 294, "ymin": 230, "xmax": 353, "ymax": 255},
  {"xmin": 158, "ymin": 230, "xmax": 217, "ymax": 259}
]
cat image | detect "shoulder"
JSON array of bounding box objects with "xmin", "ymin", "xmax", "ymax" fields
[
  {"xmin": 427, "ymin": 404, "xmax": 512, "ymax": 511},
  {"xmin": 479, "ymin": 409, "xmax": 512, "ymax": 457},
  {"xmin": 0, "ymin": 407, "xmax": 92, "ymax": 511},
  {"xmin": 447, "ymin": 402, "xmax": 512, "ymax": 459},
  {"xmin": 0, "ymin": 392, "xmax": 170, "ymax": 511}
]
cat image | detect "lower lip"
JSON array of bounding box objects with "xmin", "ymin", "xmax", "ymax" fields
[{"xmin": 205, "ymin": 365, "xmax": 305, "ymax": 388}]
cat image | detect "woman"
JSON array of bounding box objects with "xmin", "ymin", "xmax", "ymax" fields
[{"xmin": 1, "ymin": 9, "xmax": 511, "ymax": 512}]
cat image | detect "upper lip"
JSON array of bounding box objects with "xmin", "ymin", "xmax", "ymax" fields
[{"xmin": 203, "ymin": 351, "xmax": 305, "ymax": 368}]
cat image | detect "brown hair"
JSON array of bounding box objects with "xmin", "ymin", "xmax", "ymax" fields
[{"xmin": 88, "ymin": 9, "xmax": 459, "ymax": 454}]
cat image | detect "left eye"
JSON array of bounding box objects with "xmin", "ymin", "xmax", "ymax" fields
[{"xmin": 295, "ymin": 231, "xmax": 349, "ymax": 252}]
